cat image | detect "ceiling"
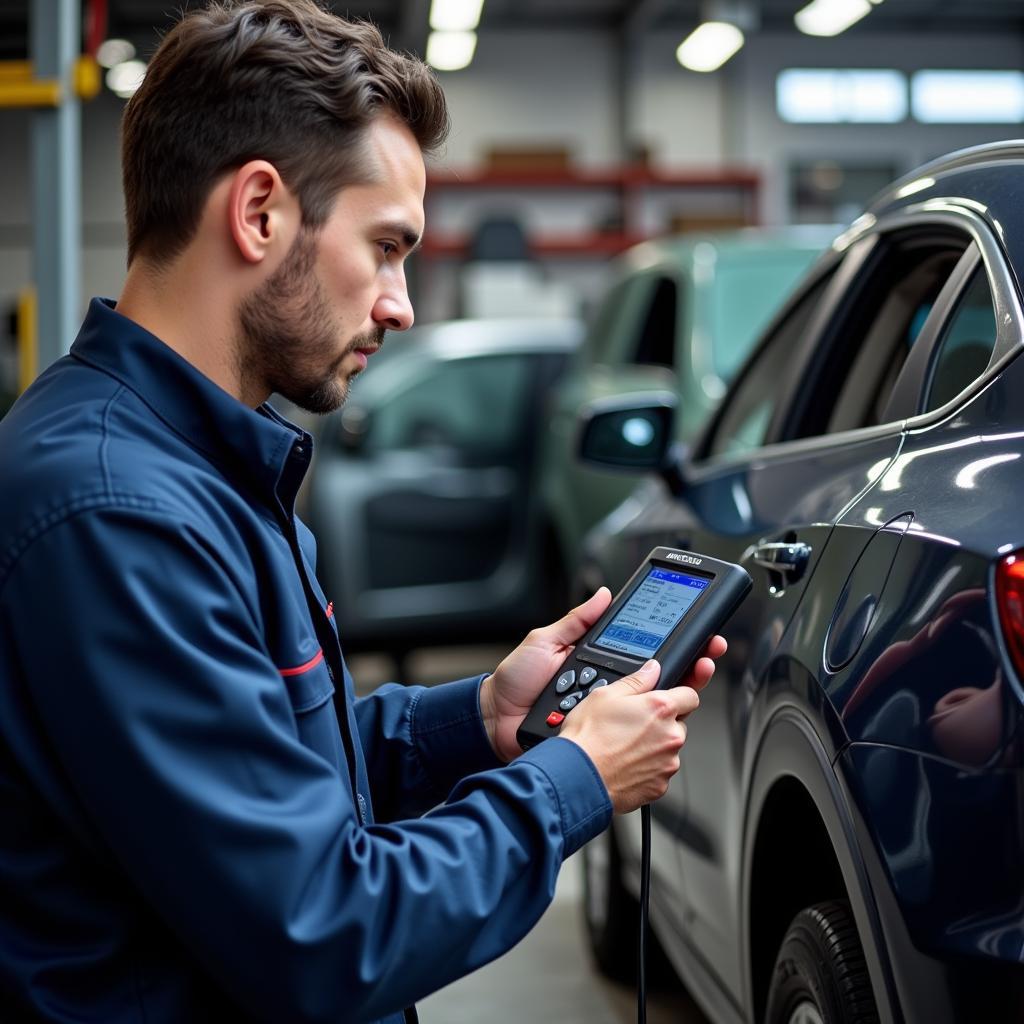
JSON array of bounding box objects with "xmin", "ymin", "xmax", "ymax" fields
[{"xmin": 2, "ymin": 0, "xmax": 1023, "ymax": 61}]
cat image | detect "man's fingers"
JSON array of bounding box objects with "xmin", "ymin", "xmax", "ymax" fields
[
  {"xmin": 540, "ymin": 587, "xmax": 612, "ymax": 647},
  {"xmin": 704, "ymin": 634, "xmax": 728, "ymax": 660},
  {"xmin": 612, "ymin": 659, "xmax": 661, "ymax": 694}
]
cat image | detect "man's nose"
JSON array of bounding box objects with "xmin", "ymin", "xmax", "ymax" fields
[{"xmin": 372, "ymin": 280, "xmax": 414, "ymax": 332}]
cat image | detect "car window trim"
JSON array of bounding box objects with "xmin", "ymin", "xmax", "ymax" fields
[
  {"xmin": 895, "ymin": 205, "xmax": 1024, "ymax": 434},
  {"xmin": 763, "ymin": 233, "xmax": 883, "ymax": 446},
  {"xmin": 879, "ymin": 243, "xmax": 981, "ymax": 424},
  {"xmin": 770, "ymin": 226, "xmax": 974, "ymax": 446},
  {"xmin": 693, "ymin": 204, "xmax": 1023, "ymax": 472}
]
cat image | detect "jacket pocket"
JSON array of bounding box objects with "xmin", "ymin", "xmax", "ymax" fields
[{"xmin": 278, "ymin": 649, "xmax": 335, "ymax": 713}]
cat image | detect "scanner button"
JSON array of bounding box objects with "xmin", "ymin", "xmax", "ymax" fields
[
  {"xmin": 591, "ymin": 678, "xmax": 609, "ymax": 689},
  {"xmin": 545, "ymin": 711, "xmax": 565, "ymax": 728},
  {"xmin": 579, "ymin": 666, "xmax": 597, "ymax": 686},
  {"xmin": 558, "ymin": 695, "xmax": 578, "ymax": 712},
  {"xmin": 555, "ymin": 670, "xmax": 576, "ymax": 694}
]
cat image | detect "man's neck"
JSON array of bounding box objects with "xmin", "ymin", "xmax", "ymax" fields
[{"xmin": 116, "ymin": 257, "xmax": 254, "ymax": 406}]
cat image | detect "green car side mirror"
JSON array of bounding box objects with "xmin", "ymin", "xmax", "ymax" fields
[{"xmin": 577, "ymin": 391, "xmax": 677, "ymax": 471}]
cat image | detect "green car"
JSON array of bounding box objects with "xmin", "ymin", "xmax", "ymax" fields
[{"xmin": 539, "ymin": 228, "xmax": 837, "ymax": 589}]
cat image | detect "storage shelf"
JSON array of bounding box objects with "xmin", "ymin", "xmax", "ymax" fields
[
  {"xmin": 421, "ymin": 164, "xmax": 762, "ymax": 261},
  {"xmin": 421, "ymin": 232, "xmax": 648, "ymax": 259},
  {"xmin": 426, "ymin": 166, "xmax": 761, "ymax": 190}
]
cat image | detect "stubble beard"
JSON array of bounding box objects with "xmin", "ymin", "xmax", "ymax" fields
[{"xmin": 237, "ymin": 228, "xmax": 383, "ymax": 415}]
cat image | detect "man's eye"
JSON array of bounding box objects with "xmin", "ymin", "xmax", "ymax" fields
[{"xmin": 379, "ymin": 241, "xmax": 397, "ymax": 257}]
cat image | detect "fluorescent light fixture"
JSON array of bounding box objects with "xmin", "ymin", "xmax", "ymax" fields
[
  {"xmin": 106, "ymin": 59, "xmax": 147, "ymax": 98},
  {"xmin": 912, "ymin": 70, "xmax": 1024, "ymax": 123},
  {"xmin": 429, "ymin": 0, "xmax": 484, "ymax": 32},
  {"xmin": 777, "ymin": 69, "xmax": 906, "ymax": 123},
  {"xmin": 676, "ymin": 22, "xmax": 745, "ymax": 73},
  {"xmin": 96, "ymin": 38, "xmax": 135, "ymax": 69},
  {"xmin": 795, "ymin": 0, "xmax": 875, "ymax": 37},
  {"xmin": 426, "ymin": 31, "xmax": 477, "ymax": 71}
]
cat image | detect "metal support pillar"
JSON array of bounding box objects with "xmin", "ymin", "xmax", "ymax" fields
[{"xmin": 30, "ymin": 0, "xmax": 82, "ymax": 373}]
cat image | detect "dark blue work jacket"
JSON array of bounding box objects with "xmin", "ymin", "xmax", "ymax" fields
[{"xmin": 0, "ymin": 299, "xmax": 611, "ymax": 1023}]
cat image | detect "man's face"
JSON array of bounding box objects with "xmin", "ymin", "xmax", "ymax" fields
[{"xmin": 237, "ymin": 115, "xmax": 425, "ymax": 413}]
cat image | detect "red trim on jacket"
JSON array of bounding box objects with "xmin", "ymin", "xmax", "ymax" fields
[{"xmin": 278, "ymin": 649, "xmax": 325, "ymax": 677}]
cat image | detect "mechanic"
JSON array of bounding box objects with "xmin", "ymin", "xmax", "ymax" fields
[{"xmin": 0, "ymin": 2, "xmax": 726, "ymax": 1021}]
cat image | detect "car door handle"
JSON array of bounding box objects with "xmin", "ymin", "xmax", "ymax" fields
[{"xmin": 751, "ymin": 541, "xmax": 812, "ymax": 580}]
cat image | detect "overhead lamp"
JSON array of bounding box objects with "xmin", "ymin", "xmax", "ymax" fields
[
  {"xmin": 676, "ymin": 22, "xmax": 745, "ymax": 73},
  {"xmin": 429, "ymin": 0, "xmax": 484, "ymax": 32},
  {"xmin": 106, "ymin": 59, "xmax": 146, "ymax": 98},
  {"xmin": 426, "ymin": 31, "xmax": 477, "ymax": 72},
  {"xmin": 795, "ymin": 0, "xmax": 882, "ymax": 38},
  {"xmin": 96, "ymin": 38, "xmax": 135, "ymax": 69}
]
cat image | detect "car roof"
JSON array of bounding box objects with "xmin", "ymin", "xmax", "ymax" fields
[
  {"xmin": 618, "ymin": 225, "xmax": 841, "ymax": 276},
  {"xmin": 857, "ymin": 140, "xmax": 1024, "ymax": 274}
]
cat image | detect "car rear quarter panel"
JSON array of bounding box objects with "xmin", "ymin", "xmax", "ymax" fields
[{"xmin": 796, "ymin": 354, "xmax": 1024, "ymax": 1018}]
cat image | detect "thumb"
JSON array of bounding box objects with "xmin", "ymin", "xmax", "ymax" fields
[
  {"xmin": 614, "ymin": 659, "xmax": 661, "ymax": 694},
  {"xmin": 541, "ymin": 587, "xmax": 612, "ymax": 647}
]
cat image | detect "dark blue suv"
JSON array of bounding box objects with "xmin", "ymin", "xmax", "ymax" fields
[{"xmin": 574, "ymin": 142, "xmax": 1024, "ymax": 1024}]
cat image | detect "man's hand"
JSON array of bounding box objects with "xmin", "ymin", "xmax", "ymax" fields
[
  {"xmin": 479, "ymin": 588, "xmax": 726, "ymax": 789},
  {"xmin": 559, "ymin": 659, "xmax": 718, "ymax": 813}
]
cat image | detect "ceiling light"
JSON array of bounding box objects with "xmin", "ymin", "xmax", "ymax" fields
[
  {"xmin": 429, "ymin": 0, "xmax": 484, "ymax": 32},
  {"xmin": 795, "ymin": 0, "xmax": 877, "ymax": 37},
  {"xmin": 676, "ymin": 22, "xmax": 745, "ymax": 73},
  {"xmin": 426, "ymin": 31, "xmax": 477, "ymax": 72},
  {"xmin": 96, "ymin": 38, "xmax": 135, "ymax": 69},
  {"xmin": 106, "ymin": 59, "xmax": 146, "ymax": 98}
]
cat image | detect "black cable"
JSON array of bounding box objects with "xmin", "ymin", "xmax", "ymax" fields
[{"xmin": 638, "ymin": 803, "xmax": 651, "ymax": 1024}]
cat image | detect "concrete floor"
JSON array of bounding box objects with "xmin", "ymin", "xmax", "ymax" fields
[{"xmin": 349, "ymin": 646, "xmax": 710, "ymax": 1024}]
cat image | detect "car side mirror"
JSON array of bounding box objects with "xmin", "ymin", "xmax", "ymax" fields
[
  {"xmin": 577, "ymin": 391, "xmax": 677, "ymax": 470},
  {"xmin": 335, "ymin": 404, "xmax": 372, "ymax": 453}
]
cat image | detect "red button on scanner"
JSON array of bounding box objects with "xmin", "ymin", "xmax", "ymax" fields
[{"xmin": 546, "ymin": 711, "xmax": 565, "ymax": 728}]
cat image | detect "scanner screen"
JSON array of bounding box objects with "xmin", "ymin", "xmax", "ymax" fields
[{"xmin": 594, "ymin": 567, "xmax": 709, "ymax": 659}]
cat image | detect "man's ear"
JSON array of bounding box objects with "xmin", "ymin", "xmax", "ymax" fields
[{"xmin": 226, "ymin": 160, "xmax": 300, "ymax": 265}]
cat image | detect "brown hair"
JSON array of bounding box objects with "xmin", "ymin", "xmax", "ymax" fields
[{"xmin": 121, "ymin": 0, "xmax": 449, "ymax": 266}]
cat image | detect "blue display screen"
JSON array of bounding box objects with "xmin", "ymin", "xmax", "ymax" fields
[{"xmin": 593, "ymin": 568, "xmax": 709, "ymax": 659}]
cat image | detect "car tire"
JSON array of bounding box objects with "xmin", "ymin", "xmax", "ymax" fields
[{"xmin": 765, "ymin": 900, "xmax": 879, "ymax": 1024}]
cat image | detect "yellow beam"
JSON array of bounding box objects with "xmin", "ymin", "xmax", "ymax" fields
[
  {"xmin": 17, "ymin": 287, "xmax": 38, "ymax": 394},
  {"xmin": 0, "ymin": 57, "xmax": 102, "ymax": 106},
  {"xmin": 0, "ymin": 60, "xmax": 33, "ymax": 81},
  {"xmin": 74, "ymin": 55, "xmax": 101, "ymax": 101},
  {"xmin": 0, "ymin": 79, "xmax": 62, "ymax": 107}
]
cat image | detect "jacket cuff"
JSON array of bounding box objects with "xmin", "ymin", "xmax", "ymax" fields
[
  {"xmin": 517, "ymin": 737, "xmax": 612, "ymax": 857},
  {"xmin": 411, "ymin": 674, "xmax": 503, "ymax": 796}
]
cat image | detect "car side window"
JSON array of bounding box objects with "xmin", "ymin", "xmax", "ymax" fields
[
  {"xmin": 367, "ymin": 355, "xmax": 531, "ymax": 459},
  {"xmin": 922, "ymin": 269, "xmax": 997, "ymax": 414},
  {"xmin": 803, "ymin": 233, "xmax": 969, "ymax": 437},
  {"xmin": 705, "ymin": 270, "xmax": 835, "ymax": 459},
  {"xmin": 632, "ymin": 276, "xmax": 678, "ymax": 368}
]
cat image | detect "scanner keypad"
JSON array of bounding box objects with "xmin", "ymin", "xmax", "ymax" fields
[{"xmin": 544, "ymin": 662, "xmax": 619, "ymax": 727}]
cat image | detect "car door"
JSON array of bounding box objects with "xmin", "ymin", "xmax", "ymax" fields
[
  {"xmin": 542, "ymin": 267, "xmax": 681, "ymax": 580},
  {"xmin": 313, "ymin": 347, "xmax": 553, "ymax": 650},
  {"xmin": 588, "ymin": 218, "xmax": 982, "ymax": 1004}
]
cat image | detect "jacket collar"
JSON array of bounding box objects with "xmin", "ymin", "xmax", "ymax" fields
[{"xmin": 70, "ymin": 298, "xmax": 312, "ymax": 512}]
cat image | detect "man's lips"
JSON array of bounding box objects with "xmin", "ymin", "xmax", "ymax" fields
[{"xmin": 349, "ymin": 344, "xmax": 380, "ymax": 371}]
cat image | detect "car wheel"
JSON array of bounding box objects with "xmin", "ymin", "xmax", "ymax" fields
[{"xmin": 765, "ymin": 901, "xmax": 879, "ymax": 1024}]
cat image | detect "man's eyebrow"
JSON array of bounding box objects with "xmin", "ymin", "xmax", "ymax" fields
[{"xmin": 376, "ymin": 221, "xmax": 423, "ymax": 254}]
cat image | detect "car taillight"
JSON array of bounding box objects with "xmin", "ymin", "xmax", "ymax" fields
[{"xmin": 996, "ymin": 552, "xmax": 1024, "ymax": 680}]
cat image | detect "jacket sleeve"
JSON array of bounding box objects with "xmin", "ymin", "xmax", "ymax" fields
[
  {"xmin": 6, "ymin": 504, "xmax": 611, "ymax": 1024},
  {"xmin": 353, "ymin": 675, "xmax": 505, "ymax": 821}
]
